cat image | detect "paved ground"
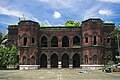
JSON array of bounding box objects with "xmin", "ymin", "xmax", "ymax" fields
[{"xmin": 0, "ymin": 69, "xmax": 120, "ymax": 80}]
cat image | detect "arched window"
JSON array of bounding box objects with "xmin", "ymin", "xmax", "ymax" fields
[
  {"xmin": 93, "ymin": 54, "xmax": 97, "ymax": 64},
  {"xmin": 73, "ymin": 36, "xmax": 80, "ymax": 47},
  {"xmin": 51, "ymin": 36, "xmax": 58, "ymax": 47},
  {"xmin": 85, "ymin": 37, "xmax": 88, "ymax": 43},
  {"xmin": 107, "ymin": 38, "xmax": 110, "ymax": 43},
  {"xmin": 62, "ymin": 36, "xmax": 69, "ymax": 47},
  {"xmin": 23, "ymin": 56, "xmax": 27, "ymax": 65},
  {"xmin": 23, "ymin": 37, "xmax": 27, "ymax": 46},
  {"xmin": 30, "ymin": 56, "xmax": 35, "ymax": 65},
  {"xmin": 41, "ymin": 36, "xmax": 47, "ymax": 47},
  {"xmin": 32, "ymin": 37, "xmax": 35, "ymax": 44},
  {"xmin": 93, "ymin": 36, "xmax": 97, "ymax": 45}
]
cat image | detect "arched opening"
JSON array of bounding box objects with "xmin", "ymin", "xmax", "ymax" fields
[
  {"xmin": 62, "ymin": 53, "xmax": 69, "ymax": 68},
  {"xmin": 93, "ymin": 54, "xmax": 97, "ymax": 64},
  {"xmin": 73, "ymin": 36, "xmax": 80, "ymax": 47},
  {"xmin": 93, "ymin": 36, "xmax": 97, "ymax": 45},
  {"xmin": 62, "ymin": 36, "xmax": 69, "ymax": 47},
  {"xmin": 85, "ymin": 36, "xmax": 88, "ymax": 43},
  {"xmin": 73, "ymin": 53, "xmax": 80, "ymax": 68},
  {"xmin": 23, "ymin": 56, "xmax": 27, "ymax": 65},
  {"xmin": 84, "ymin": 55, "xmax": 88, "ymax": 64},
  {"xmin": 41, "ymin": 36, "xmax": 47, "ymax": 47},
  {"xmin": 107, "ymin": 38, "xmax": 110, "ymax": 43},
  {"xmin": 32, "ymin": 37, "xmax": 35, "ymax": 44},
  {"xmin": 30, "ymin": 56, "xmax": 35, "ymax": 65},
  {"xmin": 51, "ymin": 36, "xmax": 58, "ymax": 47},
  {"xmin": 51, "ymin": 53, "xmax": 58, "ymax": 68},
  {"xmin": 40, "ymin": 54, "xmax": 47, "ymax": 68},
  {"xmin": 23, "ymin": 37, "xmax": 27, "ymax": 46}
]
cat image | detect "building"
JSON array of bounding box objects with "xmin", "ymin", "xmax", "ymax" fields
[{"xmin": 8, "ymin": 18, "xmax": 116, "ymax": 69}]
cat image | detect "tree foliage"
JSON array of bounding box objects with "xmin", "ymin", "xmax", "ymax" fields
[
  {"xmin": 110, "ymin": 27, "xmax": 120, "ymax": 63},
  {"xmin": 65, "ymin": 20, "xmax": 81, "ymax": 27},
  {"xmin": 111, "ymin": 27, "xmax": 120, "ymax": 38},
  {"xmin": 0, "ymin": 45, "xmax": 18, "ymax": 69}
]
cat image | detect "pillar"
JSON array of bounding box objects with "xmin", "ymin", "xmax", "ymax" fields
[
  {"xmin": 69, "ymin": 59, "xmax": 73, "ymax": 68},
  {"xmin": 47, "ymin": 58, "xmax": 51, "ymax": 68},
  {"xmin": 58, "ymin": 61, "xmax": 62, "ymax": 68}
]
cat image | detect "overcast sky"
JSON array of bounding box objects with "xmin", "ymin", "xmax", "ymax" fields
[{"xmin": 0, "ymin": 0, "xmax": 120, "ymax": 33}]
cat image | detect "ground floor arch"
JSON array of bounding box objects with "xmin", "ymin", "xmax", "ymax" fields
[
  {"xmin": 72, "ymin": 53, "xmax": 80, "ymax": 68},
  {"xmin": 51, "ymin": 53, "xmax": 58, "ymax": 68},
  {"xmin": 62, "ymin": 53, "xmax": 69, "ymax": 68},
  {"xmin": 40, "ymin": 54, "xmax": 47, "ymax": 68}
]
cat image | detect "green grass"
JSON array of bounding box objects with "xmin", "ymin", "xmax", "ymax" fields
[{"xmin": 0, "ymin": 69, "xmax": 120, "ymax": 80}]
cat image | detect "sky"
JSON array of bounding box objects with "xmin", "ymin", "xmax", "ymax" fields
[{"xmin": 0, "ymin": 0, "xmax": 120, "ymax": 33}]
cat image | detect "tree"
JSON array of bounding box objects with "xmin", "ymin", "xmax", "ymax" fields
[
  {"xmin": 0, "ymin": 46, "xmax": 10, "ymax": 68},
  {"xmin": 1, "ymin": 34, "xmax": 8, "ymax": 47},
  {"xmin": 0, "ymin": 45, "xmax": 18, "ymax": 69},
  {"xmin": 9, "ymin": 45, "xmax": 18, "ymax": 67},
  {"xmin": 65, "ymin": 20, "xmax": 81, "ymax": 27},
  {"xmin": 40, "ymin": 22, "xmax": 45, "ymax": 27},
  {"xmin": 111, "ymin": 27, "xmax": 120, "ymax": 62}
]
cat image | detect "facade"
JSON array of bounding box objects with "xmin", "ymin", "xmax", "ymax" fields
[{"xmin": 8, "ymin": 18, "xmax": 116, "ymax": 69}]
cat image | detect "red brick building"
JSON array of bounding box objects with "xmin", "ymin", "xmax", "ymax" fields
[{"xmin": 8, "ymin": 18, "xmax": 116, "ymax": 69}]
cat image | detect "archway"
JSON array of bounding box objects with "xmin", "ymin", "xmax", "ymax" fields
[
  {"xmin": 73, "ymin": 53, "xmax": 80, "ymax": 68},
  {"xmin": 62, "ymin": 53, "xmax": 69, "ymax": 68},
  {"xmin": 40, "ymin": 54, "xmax": 47, "ymax": 68},
  {"xmin": 51, "ymin": 53, "xmax": 58, "ymax": 68}
]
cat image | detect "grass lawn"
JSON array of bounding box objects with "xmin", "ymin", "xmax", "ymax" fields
[{"xmin": 0, "ymin": 69, "xmax": 120, "ymax": 80}]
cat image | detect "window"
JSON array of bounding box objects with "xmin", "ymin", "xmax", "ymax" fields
[
  {"xmin": 107, "ymin": 38, "xmax": 110, "ymax": 43},
  {"xmin": 93, "ymin": 36, "xmax": 97, "ymax": 45},
  {"xmin": 51, "ymin": 36, "xmax": 58, "ymax": 47},
  {"xmin": 41, "ymin": 36, "xmax": 47, "ymax": 47},
  {"xmin": 73, "ymin": 36, "xmax": 80, "ymax": 46},
  {"xmin": 85, "ymin": 36, "xmax": 88, "ymax": 43},
  {"xmin": 32, "ymin": 37, "xmax": 35, "ymax": 44},
  {"xmin": 62, "ymin": 36, "xmax": 69, "ymax": 47},
  {"xmin": 100, "ymin": 37, "xmax": 102, "ymax": 43},
  {"xmin": 23, "ymin": 37, "xmax": 27, "ymax": 46}
]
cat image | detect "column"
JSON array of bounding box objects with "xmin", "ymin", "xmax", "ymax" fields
[
  {"xmin": 69, "ymin": 37, "xmax": 73, "ymax": 48},
  {"xmin": 47, "ymin": 58, "xmax": 51, "ymax": 68},
  {"xmin": 69, "ymin": 59, "xmax": 73, "ymax": 68},
  {"xmin": 58, "ymin": 61, "xmax": 62, "ymax": 68}
]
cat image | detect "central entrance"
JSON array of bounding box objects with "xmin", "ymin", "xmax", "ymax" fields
[
  {"xmin": 62, "ymin": 53, "xmax": 69, "ymax": 68},
  {"xmin": 51, "ymin": 53, "xmax": 58, "ymax": 68}
]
